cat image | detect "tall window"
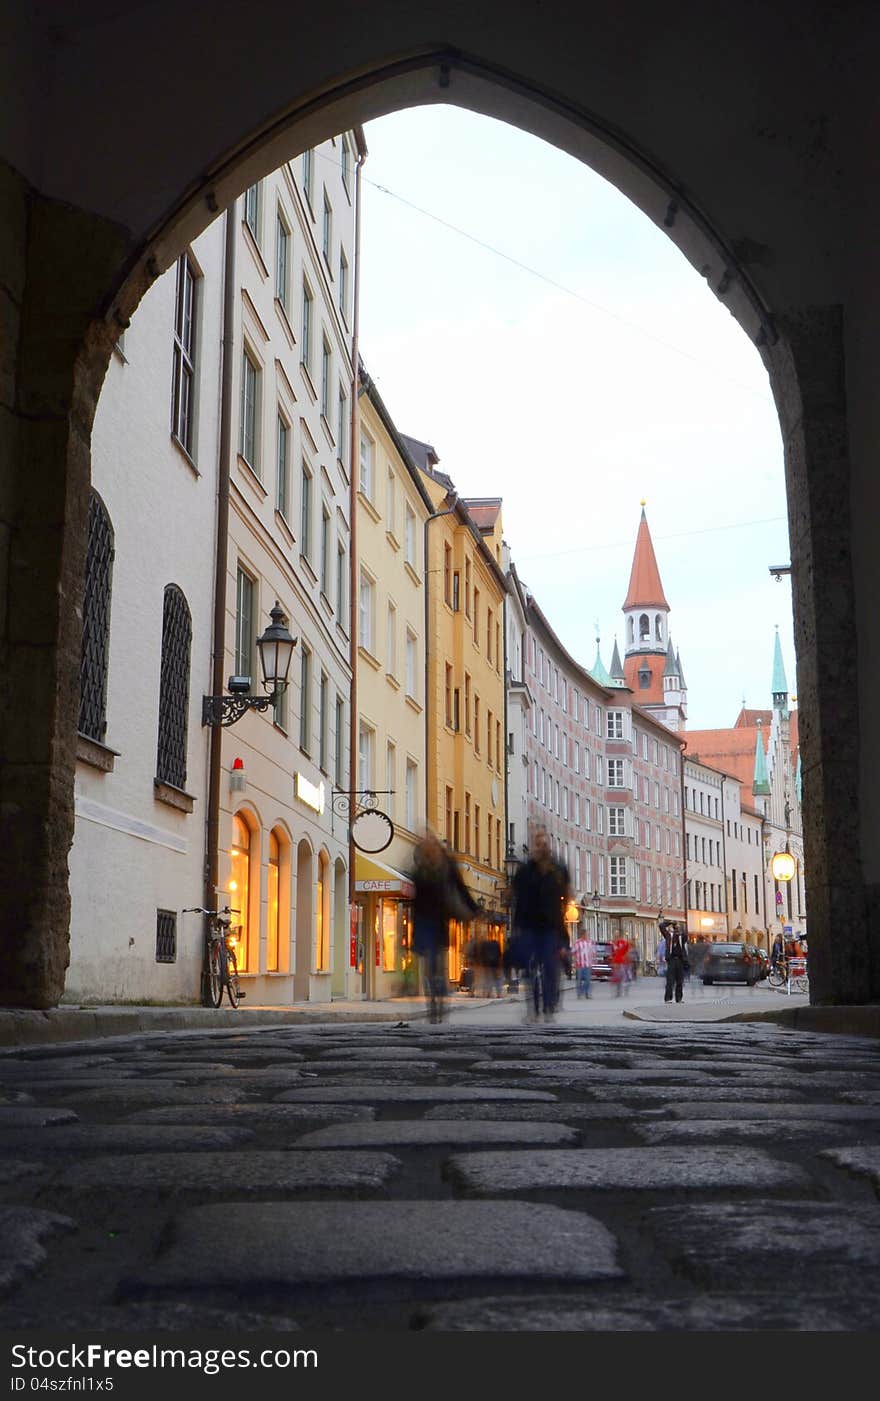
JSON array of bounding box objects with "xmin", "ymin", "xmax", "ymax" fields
[
  {"xmin": 405, "ymin": 504, "xmax": 416, "ymax": 566},
  {"xmin": 359, "ymin": 429, "xmax": 374, "ymax": 498},
  {"xmin": 337, "ymin": 543, "xmax": 347, "ymax": 622},
  {"xmin": 276, "ymin": 414, "xmax": 289, "ymax": 517},
  {"xmin": 607, "ymin": 710, "xmax": 624, "ymax": 739},
  {"xmin": 386, "ymin": 600, "xmax": 397, "ymax": 675},
  {"xmin": 608, "ymin": 806, "xmax": 626, "ymax": 837},
  {"xmin": 339, "ymin": 248, "xmax": 349, "ymax": 317},
  {"xmin": 358, "ymin": 570, "xmax": 374, "ymax": 652},
  {"xmin": 337, "ymin": 385, "xmax": 348, "ymax": 467},
  {"xmin": 298, "ymin": 646, "xmax": 311, "ymax": 752},
  {"xmin": 335, "ymin": 695, "xmax": 345, "ymax": 785},
  {"xmin": 234, "ymin": 567, "xmax": 255, "ymax": 681},
  {"xmin": 386, "ymin": 740, "xmax": 396, "ymax": 811},
  {"xmin": 300, "ymin": 281, "xmax": 313, "ymax": 372},
  {"xmin": 230, "ymin": 815, "xmax": 251, "ymax": 972},
  {"xmin": 405, "ymin": 760, "xmax": 417, "ymax": 830},
  {"xmin": 300, "ymin": 461, "xmax": 312, "ymax": 558},
  {"xmin": 341, "ymin": 135, "xmax": 352, "ymax": 194},
  {"xmin": 358, "ymin": 722, "xmax": 374, "ymax": 790},
  {"xmin": 79, "ymin": 491, "xmax": 114, "ymax": 742},
  {"xmin": 244, "ymin": 183, "xmax": 261, "ymax": 242},
  {"xmin": 275, "ymin": 215, "xmax": 289, "ymax": 311},
  {"xmin": 608, "ymin": 758, "xmax": 625, "ymax": 787},
  {"xmin": 319, "ymin": 672, "xmax": 328, "ymax": 771},
  {"xmin": 320, "ymin": 506, "xmax": 331, "ymax": 595},
  {"xmin": 171, "ymin": 254, "xmax": 197, "ymax": 454},
  {"xmin": 239, "ymin": 349, "xmax": 260, "ymax": 471},
  {"xmin": 267, "ymin": 829, "xmax": 281, "ymax": 972},
  {"xmin": 322, "ymin": 190, "xmax": 332, "ymax": 263},
  {"xmin": 302, "ymin": 148, "xmax": 313, "ymax": 205},
  {"xmin": 444, "ymin": 543, "xmax": 452, "ymax": 604},
  {"xmin": 321, "ymin": 336, "xmax": 331, "ymax": 420},
  {"xmin": 155, "ymin": 584, "xmax": 192, "ymax": 790},
  {"xmin": 405, "ymin": 630, "xmax": 417, "ymax": 699},
  {"xmin": 386, "ymin": 470, "xmax": 396, "ymax": 534}
]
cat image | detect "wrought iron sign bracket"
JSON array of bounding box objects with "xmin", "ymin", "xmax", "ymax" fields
[{"xmin": 202, "ymin": 694, "xmax": 274, "ymax": 728}]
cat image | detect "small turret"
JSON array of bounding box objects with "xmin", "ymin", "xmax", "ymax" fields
[
  {"xmin": 753, "ymin": 718, "xmax": 771, "ymax": 798},
  {"xmin": 771, "ymin": 626, "xmax": 789, "ymax": 719}
]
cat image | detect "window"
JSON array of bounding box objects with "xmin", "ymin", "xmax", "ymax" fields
[
  {"xmin": 452, "ymin": 571, "xmax": 460, "ymax": 611},
  {"xmin": 445, "ymin": 786, "xmax": 453, "ymax": 844},
  {"xmin": 155, "ymin": 585, "xmax": 191, "ymax": 790},
  {"xmin": 244, "ymin": 183, "xmax": 261, "ymax": 243},
  {"xmin": 275, "ymin": 414, "xmax": 289, "ymax": 517},
  {"xmin": 359, "ymin": 430, "xmax": 374, "ymax": 498},
  {"xmin": 335, "ymin": 695, "xmax": 345, "ymax": 785},
  {"xmin": 464, "ymin": 792, "xmax": 471, "ymax": 853},
  {"xmin": 267, "ymin": 830, "xmax": 281, "ymax": 972},
  {"xmin": 654, "ymin": 781, "xmax": 661, "ymax": 808},
  {"xmin": 339, "ymin": 248, "xmax": 349, "ymax": 318},
  {"xmin": 300, "ymin": 281, "xmax": 313, "ymax": 372},
  {"xmin": 298, "ymin": 646, "xmax": 311, "ymax": 752},
  {"xmin": 608, "ymin": 806, "xmax": 626, "ymax": 837},
  {"xmin": 573, "ymin": 742, "xmax": 580, "ymax": 773},
  {"xmin": 322, "ymin": 190, "xmax": 332, "ymax": 264},
  {"xmin": 607, "ymin": 709, "xmax": 624, "ymax": 739},
  {"xmin": 487, "ymin": 710, "xmax": 493, "ymax": 766},
  {"xmin": 386, "ymin": 470, "xmax": 396, "ymax": 534},
  {"xmin": 239, "ymin": 349, "xmax": 260, "ymax": 471},
  {"xmin": 487, "ymin": 608, "xmax": 493, "ymax": 662},
  {"xmin": 405, "ymin": 630, "xmax": 417, "ymax": 699},
  {"xmin": 464, "ymin": 559, "xmax": 471, "ymax": 616},
  {"xmin": 464, "ymin": 674, "xmax": 471, "ymax": 734},
  {"xmin": 79, "ymin": 491, "xmax": 114, "ymax": 742},
  {"xmin": 405, "ymin": 760, "xmax": 417, "ymax": 830},
  {"xmin": 302, "ymin": 148, "xmax": 314, "ymax": 206},
  {"xmin": 386, "ymin": 740, "xmax": 396, "ymax": 810},
  {"xmin": 155, "ymin": 910, "xmax": 176, "ymax": 964},
  {"xmin": 275, "ymin": 214, "xmax": 289, "ymax": 311},
  {"xmin": 171, "ymin": 254, "xmax": 197, "ymax": 454},
  {"xmin": 336, "ymin": 543, "xmax": 347, "ymax": 621},
  {"xmin": 320, "ymin": 506, "xmax": 331, "ymax": 596},
  {"xmin": 358, "ymin": 570, "xmax": 375, "ymax": 652},
  {"xmin": 610, "ymin": 856, "xmax": 627, "ymax": 896},
  {"xmin": 230, "ymin": 815, "xmax": 252, "ymax": 971},
  {"xmin": 472, "ymin": 586, "xmax": 479, "ymax": 639},
  {"xmin": 337, "ymin": 385, "xmax": 348, "ymax": 468},
  {"xmin": 497, "ymin": 721, "xmax": 502, "ymax": 772},
  {"xmin": 320, "ymin": 336, "xmax": 331, "ymax": 420},
  {"xmin": 358, "ymin": 722, "xmax": 374, "ymax": 790},
  {"xmin": 595, "ymin": 706, "xmax": 602, "ymax": 737},
  {"xmin": 300, "ymin": 460, "xmax": 312, "ymax": 559},
  {"xmin": 386, "ymin": 600, "xmax": 397, "ymax": 675},
  {"xmin": 445, "ymin": 664, "xmax": 453, "ymax": 727},
  {"xmin": 405, "ymin": 504, "xmax": 417, "ymax": 567},
  {"xmin": 608, "ymin": 759, "xmax": 625, "ymax": 787},
  {"xmin": 597, "ymin": 804, "xmax": 605, "ymax": 833},
  {"xmin": 474, "ymin": 695, "xmax": 481, "ymax": 752},
  {"xmin": 234, "ymin": 567, "xmax": 255, "ymax": 681},
  {"xmin": 444, "ymin": 543, "xmax": 452, "ymax": 603},
  {"xmin": 595, "ymin": 754, "xmax": 604, "ymax": 785},
  {"xmin": 584, "ymin": 800, "xmax": 591, "ymax": 831}
]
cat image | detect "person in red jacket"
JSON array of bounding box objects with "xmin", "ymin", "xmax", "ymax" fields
[{"xmin": 611, "ymin": 937, "xmax": 630, "ymax": 997}]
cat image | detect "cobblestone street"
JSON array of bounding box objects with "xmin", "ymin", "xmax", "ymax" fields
[{"xmin": 2, "ymin": 993, "xmax": 880, "ymax": 1333}]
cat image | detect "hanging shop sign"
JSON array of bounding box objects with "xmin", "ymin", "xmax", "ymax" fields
[{"xmin": 351, "ymin": 808, "xmax": 394, "ymax": 853}]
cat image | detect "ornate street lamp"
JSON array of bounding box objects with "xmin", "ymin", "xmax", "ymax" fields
[
  {"xmin": 202, "ymin": 602, "xmax": 297, "ymax": 727},
  {"xmin": 771, "ymin": 847, "xmax": 796, "ymax": 883},
  {"xmin": 591, "ymin": 888, "xmax": 602, "ymax": 938}
]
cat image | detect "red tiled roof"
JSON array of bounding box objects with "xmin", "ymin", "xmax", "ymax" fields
[
  {"xmin": 684, "ymin": 727, "xmax": 758, "ymax": 792},
  {"xmin": 464, "ymin": 499, "xmax": 502, "ymax": 532},
  {"xmin": 623, "ymin": 510, "xmax": 669, "ymax": 611}
]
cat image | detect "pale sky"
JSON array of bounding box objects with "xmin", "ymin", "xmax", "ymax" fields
[{"xmin": 353, "ymin": 106, "xmax": 796, "ymax": 731}]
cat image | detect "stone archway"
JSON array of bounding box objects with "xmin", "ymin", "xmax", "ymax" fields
[{"xmin": 1, "ymin": 7, "xmax": 877, "ymax": 1006}]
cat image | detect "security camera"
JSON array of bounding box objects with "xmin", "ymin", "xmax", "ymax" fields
[{"xmin": 227, "ymin": 675, "xmax": 252, "ymax": 694}]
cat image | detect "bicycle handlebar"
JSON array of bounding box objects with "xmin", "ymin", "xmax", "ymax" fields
[{"xmin": 181, "ymin": 906, "xmax": 240, "ymax": 917}]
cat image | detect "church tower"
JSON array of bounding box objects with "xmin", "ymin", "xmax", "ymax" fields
[{"xmin": 621, "ymin": 503, "xmax": 686, "ymax": 729}]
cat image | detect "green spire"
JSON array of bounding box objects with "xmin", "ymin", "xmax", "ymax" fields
[
  {"xmin": 663, "ymin": 639, "xmax": 678, "ymax": 678},
  {"xmin": 590, "ymin": 641, "xmax": 613, "ymax": 688},
  {"xmin": 772, "ymin": 627, "xmax": 788, "ymax": 712},
  {"xmin": 753, "ymin": 719, "xmax": 770, "ymax": 797}
]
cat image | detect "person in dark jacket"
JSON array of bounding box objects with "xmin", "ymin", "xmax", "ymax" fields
[
  {"xmin": 410, "ymin": 832, "xmax": 477, "ymax": 1023},
  {"xmin": 662, "ymin": 920, "xmax": 689, "ymax": 1004},
  {"xmin": 511, "ymin": 827, "xmax": 571, "ymax": 1020}
]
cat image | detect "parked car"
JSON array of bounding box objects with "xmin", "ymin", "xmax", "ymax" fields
[
  {"xmin": 746, "ymin": 945, "xmax": 770, "ymax": 980},
  {"xmin": 591, "ymin": 941, "xmax": 614, "ymax": 981},
  {"xmin": 702, "ymin": 941, "xmax": 762, "ymax": 986}
]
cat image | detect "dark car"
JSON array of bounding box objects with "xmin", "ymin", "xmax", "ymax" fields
[
  {"xmin": 746, "ymin": 945, "xmax": 770, "ymax": 980},
  {"xmin": 591, "ymin": 941, "xmax": 614, "ymax": 981},
  {"xmin": 702, "ymin": 941, "xmax": 762, "ymax": 986}
]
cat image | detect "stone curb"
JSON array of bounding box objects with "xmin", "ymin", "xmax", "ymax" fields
[{"xmin": 624, "ymin": 1004, "xmax": 880, "ymax": 1037}]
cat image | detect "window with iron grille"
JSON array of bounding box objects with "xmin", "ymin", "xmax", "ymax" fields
[
  {"xmin": 156, "ymin": 909, "xmax": 177, "ymax": 963},
  {"xmin": 156, "ymin": 585, "xmax": 192, "ymax": 790},
  {"xmin": 171, "ymin": 254, "xmax": 197, "ymax": 454},
  {"xmin": 79, "ymin": 490, "xmax": 114, "ymax": 742}
]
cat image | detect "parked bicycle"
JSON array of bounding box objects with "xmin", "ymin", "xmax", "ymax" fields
[
  {"xmin": 182, "ymin": 906, "xmax": 244, "ymax": 1008},
  {"xmin": 767, "ymin": 956, "xmax": 808, "ymax": 994}
]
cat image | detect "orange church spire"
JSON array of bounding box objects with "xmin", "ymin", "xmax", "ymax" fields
[{"xmin": 623, "ymin": 505, "xmax": 670, "ymax": 611}]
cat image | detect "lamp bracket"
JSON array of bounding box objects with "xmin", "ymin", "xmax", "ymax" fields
[{"xmin": 202, "ymin": 694, "xmax": 273, "ymax": 728}]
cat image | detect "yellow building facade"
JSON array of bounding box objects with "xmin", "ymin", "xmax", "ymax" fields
[
  {"xmin": 354, "ymin": 374, "xmax": 434, "ymax": 997},
  {"xmin": 404, "ymin": 438, "xmax": 508, "ymax": 983}
]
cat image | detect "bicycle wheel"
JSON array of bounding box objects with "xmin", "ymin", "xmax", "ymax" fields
[
  {"xmin": 207, "ymin": 940, "xmax": 224, "ymax": 1008},
  {"xmin": 767, "ymin": 967, "xmax": 786, "ymax": 989},
  {"xmin": 225, "ymin": 947, "xmax": 241, "ymax": 1008}
]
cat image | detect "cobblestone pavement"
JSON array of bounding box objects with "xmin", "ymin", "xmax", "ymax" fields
[{"xmin": 1, "ymin": 1005, "xmax": 880, "ymax": 1333}]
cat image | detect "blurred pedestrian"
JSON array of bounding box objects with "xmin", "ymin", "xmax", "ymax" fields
[
  {"xmin": 657, "ymin": 927, "xmax": 668, "ymax": 978},
  {"xmin": 480, "ymin": 936, "xmax": 503, "ymax": 997},
  {"xmin": 611, "ymin": 937, "xmax": 630, "ymax": 996},
  {"xmin": 410, "ymin": 832, "xmax": 477, "ymax": 1023},
  {"xmin": 573, "ymin": 928, "xmax": 593, "ymax": 998},
  {"xmin": 664, "ymin": 921, "xmax": 689, "ymax": 1004},
  {"xmin": 511, "ymin": 828, "xmax": 571, "ymax": 1021}
]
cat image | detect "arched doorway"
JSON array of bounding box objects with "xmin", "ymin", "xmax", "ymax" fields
[
  {"xmin": 332, "ymin": 857, "xmax": 349, "ymax": 999},
  {"xmin": 1, "ymin": 13, "xmax": 875, "ymax": 1007},
  {"xmin": 294, "ymin": 838, "xmax": 314, "ymax": 1003}
]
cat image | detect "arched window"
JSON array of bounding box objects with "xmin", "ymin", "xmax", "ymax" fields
[
  {"xmin": 230, "ymin": 815, "xmax": 252, "ymax": 972},
  {"xmin": 655, "ymin": 614, "xmax": 663, "ymax": 642},
  {"xmin": 156, "ymin": 585, "xmax": 192, "ymax": 790},
  {"xmin": 79, "ymin": 490, "xmax": 114, "ymax": 741},
  {"xmin": 627, "ymin": 617, "xmax": 634, "ymax": 646},
  {"xmin": 638, "ymin": 612, "xmax": 649, "ymax": 642},
  {"xmin": 316, "ymin": 852, "xmax": 330, "ymax": 971},
  {"xmin": 267, "ymin": 827, "xmax": 290, "ymax": 973}
]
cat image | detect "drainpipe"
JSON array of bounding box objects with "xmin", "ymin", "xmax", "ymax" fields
[
  {"xmin": 203, "ymin": 201, "xmax": 237, "ymax": 1003},
  {"xmin": 720, "ymin": 774, "xmax": 729, "ymax": 936},
  {"xmin": 423, "ymin": 495, "xmax": 458, "ymax": 833},
  {"xmin": 348, "ymin": 143, "xmax": 366, "ymax": 993}
]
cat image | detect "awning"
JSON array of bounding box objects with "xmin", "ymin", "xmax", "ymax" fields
[{"xmin": 354, "ymin": 852, "xmax": 415, "ymax": 897}]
